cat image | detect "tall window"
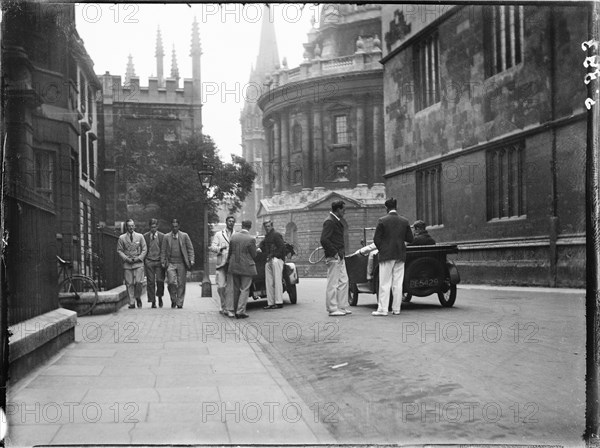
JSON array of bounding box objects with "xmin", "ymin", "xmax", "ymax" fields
[
  {"xmin": 486, "ymin": 141, "xmax": 526, "ymax": 220},
  {"xmin": 416, "ymin": 165, "xmax": 442, "ymax": 226},
  {"xmin": 485, "ymin": 5, "xmax": 524, "ymax": 77},
  {"xmin": 413, "ymin": 31, "xmax": 440, "ymax": 111},
  {"xmin": 79, "ymin": 72, "xmax": 86, "ymax": 114},
  {"xmin": 88, "ymin": 134, "xmax": 96, "ymax": 185},
  {"xmin": 334, "ymin": 115, "xmax": 348, "ymax": 144},
  {"xmin": 80, "ymin": 129, "xmax": 88, "ymax": 181},
  {"xmin": 293, "ymin": 123, "xmax": 303, "ymax": 152},
  {"xmin": 34, "ymin": 150, "xmax": 54, "ymax": 203}
]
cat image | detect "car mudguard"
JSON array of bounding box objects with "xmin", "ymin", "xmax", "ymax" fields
[{"xmin": 446, "ymin": 261, "xmax": 461, "ymax": 285}]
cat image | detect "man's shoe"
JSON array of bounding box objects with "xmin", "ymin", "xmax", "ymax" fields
[
  {"xmin": 275, "ymin": 304, "xmax": 283, "ymax": 309},
  {"xmin": 136, "ymin": 299, "xmax": 142, "ymax": 308},
  {"xmin": 151, "ymin": 302, "xmax": 157, "ymax": 309},
  {"xmin": 372, "ymin": 310, "xmax": 388, "ymax": 316},
  {"xmin": 236, "ymin": 313, "xmax": 249, "ymax": 319},
  {"xmin": 177, "ymin": 305, "xmax": 183, "ymax": 309},
  {"xmin": 128, "ymin": 305, "xmax": 136, "ymax": 309},
  {"xmin": 263, "ymin": 305, "xmax": 277, "ymax": 310},
  {"xmin": 340, "ymin": 308, "xmax": 352, "ymax": 314},
  {"xmin": 226, "ymin": 311, "xmax": 235, "ymax": 318},
  {"xmin": 392, "ymin": 311, "xmax": 401, "ymax": 315},
  {"xmin": 329, "ymin": 310, "xmax": 346, "ymax": 316},
  {"xmin": 158, "ymin": 297, "xmax": 163, "ymax": 308}
]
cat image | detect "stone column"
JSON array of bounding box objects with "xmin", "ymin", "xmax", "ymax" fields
[
  {"xmin": 302, "ymin": 109, "xmax": 312, "ymax": 188},
  {"xmin": 312, "ymin": 105, "xmax": 323, "ymax": 186},
  {"xmin": 274, "ymin": 118, "xmax": 281, "ymax": 193},
  {"xmin": 373, "ymin": 98, "xmax": 383, "ymax": 182},
  {"xmin": 281, "ymin": 113, "xmax": 290, "ymax": 192},
  {"xmin": 356, "ymin": 97, "xmax": 365, "ymax": 184},
  {"xmin": 264, "ymin": 122, "xmax": 273, "ymax": 197}
]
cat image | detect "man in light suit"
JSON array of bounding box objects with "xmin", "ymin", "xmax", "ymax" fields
[
  {"xmin": 226, "ymin": 220, "xmax": 257, "ymax": 319},
  {"xmin": 160, "ymin": 218, "xmax": 195, "ymax": 309},
  {"xmin": 372, "ymin": 198, "xmax": 414, "ymax": 316},
  {"xmin": 143, "ymin": 218, "xmax": 165, "ymax": 308},
  {"xmin": 209, "ymin": 215, "xmax": 236, "ymax": 317},
  {"xmin": 117, "ymin": 219, "xmax": 148, "ymax": 309}
]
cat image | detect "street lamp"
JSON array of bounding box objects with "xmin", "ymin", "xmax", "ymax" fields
[{"xmin": 198, "ymin": 163, "xmax": 214, "ymax": 297}]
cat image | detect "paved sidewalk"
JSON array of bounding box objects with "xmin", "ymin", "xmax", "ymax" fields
[{"xmin": 6, "ymin": 282, "xmax": 334, "ymax": 446}]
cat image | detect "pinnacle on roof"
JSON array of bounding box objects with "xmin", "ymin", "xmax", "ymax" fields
[
  {"xmin": 190, "ymin": 16, "xmax": 202, "ymax": 56},
  {"xmin": 125, "ymin": 54, "xmax": 136, "ymax": 83},
  {"xmin": 250, "ymin": 4, "xmax": 279, "ymax": 84},
  {"xmin": 171, "ymin": 44, "xmax": 180, "ymax": 80},
  {"xmin": 155, "ymin": 26, "xmax": 165, "ymax": 58}
]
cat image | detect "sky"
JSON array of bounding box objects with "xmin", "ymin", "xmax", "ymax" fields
[{"xmin": 75, "ymin": 3, "xmax": 318, "ymax": 160}]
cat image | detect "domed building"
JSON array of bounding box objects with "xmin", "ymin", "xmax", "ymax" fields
[{"xmin": 245, "ymin": 4, "xmax": 386, "ymax": 276}]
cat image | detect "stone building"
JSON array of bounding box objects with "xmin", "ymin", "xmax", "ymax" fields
[
  {"xmin": 100, "ymin": 21, "xmax": 203, "ymax": 230},
  {"xmin": 254, "ymin": 4, "xmax": 386, "ymax": 276},
  {"xmin": 1, "ymin": 2, "xmax": 112, "ymax": 378},
  {"xmin": 381, "ymin": 4, "xmax": 587, "ymax": 286}
]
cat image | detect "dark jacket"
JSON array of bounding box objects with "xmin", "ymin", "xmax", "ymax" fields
[
  {"xmin": 320, "ymin": 213, "xmax": 345, "ymax": 258},
  {"xmin": 259, "ymin": 229, "xmax": 286, "ymax": 260},
  {"xmin": 373, "ymin": 211, "xmax": 414, "ymax": 262},
  {"xmin": 410, "ymin": 230, "xmax": 436, "ymax": 246}
]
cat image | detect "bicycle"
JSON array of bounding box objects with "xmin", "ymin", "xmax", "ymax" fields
[{"xmin": 57, "ymin": 255, "xmax": 99, "ymax": 316}]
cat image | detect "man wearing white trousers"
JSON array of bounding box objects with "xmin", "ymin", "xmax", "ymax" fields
[
  {"xmin": 258, "ymin": 220, "xmax": 286, "ymax": 309},
  {"xmin": 372, "ymin": 198, "xmax": 414, "ymax": 316},
  {"xmin": 320, "ymin": 200, "xmax": 351, "ymax": 317}
]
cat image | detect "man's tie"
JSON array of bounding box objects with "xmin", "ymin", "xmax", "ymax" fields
[{"xmin": 130, "ymin": 234, "xmax": 133, "ymax": 242}]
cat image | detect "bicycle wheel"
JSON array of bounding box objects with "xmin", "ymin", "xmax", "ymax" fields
[
  {"xmin": 308, "ymin": 246, "xmax": 325, "ymax": 264},
  {"xmin": 58, "ymin": 275, "xmax": 99, "ymax": 316}
]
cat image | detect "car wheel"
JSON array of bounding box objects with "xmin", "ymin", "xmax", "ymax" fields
[
  {"xmin": 438, "ymin": 284, "xmax": 457, "ymax": 307},
  {"xmin": 287, "ymin": 284, "xmax": 297, "ymax": 304},
  {"xmin": 348, "ymin": 283, "xmax": 359, "ymax": 306}
]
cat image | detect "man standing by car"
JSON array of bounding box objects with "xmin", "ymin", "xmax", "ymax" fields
[
  {"xmin": 372, "ymin": 198, "xmax": 414, "ymax": 316},
  {"xmin": 226, "ymin": 220, "xmax": 257, "ymax": 318},
  {"xmin": 144, "ymin": 218, "xmax": 165, "ymax": 308},
  {"xmin": 320, "ymin": 200, "xmax": 351, "ymax": 317},
  {"xmin": 117, "ymin": 219, "xmax": 148, "ymax": 309},
  {"xmin": 161, "ymin": 218, "xmax": 195, "ymax": 309},
  {"xmin": 210, "ymin": 215, "xmax": 236, "ymax": 317},
  {"xmin": 257, "ymin": 220, "xmax": 286, "ymax": 309}
]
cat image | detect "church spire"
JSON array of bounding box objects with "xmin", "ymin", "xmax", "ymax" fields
[
  {"xmin": 190, "ymin": 17, "xmax": 202, "ymax": 135},
  {"xmin": 125, "ymin": 54, "xmax": 136, "ymax": 84},
  {"xmin": 251, "ymin": 4, "xmax": 280, "ymax": 84},
  {"xmin": 170, "ymin": 43, "xmax": 180, "ymax": 84},
  {"xmin": 155, "ymin": 26, "xmax": 165, "ymax": 87}
]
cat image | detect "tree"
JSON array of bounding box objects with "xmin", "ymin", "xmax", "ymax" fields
[{"xmin": 137, "ymin": 134, "xmax": 256, "ymax": 266}]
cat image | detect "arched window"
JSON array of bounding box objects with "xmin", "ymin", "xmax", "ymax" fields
[{"xmin": 285, "ymin": 222, "xmax": 298, "ymax": 246}]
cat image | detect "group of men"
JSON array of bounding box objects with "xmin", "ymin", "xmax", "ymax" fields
[
  {"xmin": 210, "ymin": 216, "xmax": 287, "ymax": 319},
  {"xmin": 116, "ymin": 218, "xmax": 194, "ymax": 309},
  {"xmin": 320, "ymin": 198, "xmax": 435, "ymax": 317}
]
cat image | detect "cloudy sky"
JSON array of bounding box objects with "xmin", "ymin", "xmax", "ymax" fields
[{"xmin": 75, "ymin": 3, "xmax": 317, "ymax": 160}]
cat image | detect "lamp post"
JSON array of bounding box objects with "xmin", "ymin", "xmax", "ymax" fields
[{"xmin": 198, "ymin": 164, "xmax": 214, "ymax": 297}]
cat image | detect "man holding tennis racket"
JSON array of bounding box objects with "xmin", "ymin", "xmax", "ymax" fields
[{"xmin": 320, "ymin": 200, "xmax": 351, "ymax": 317}]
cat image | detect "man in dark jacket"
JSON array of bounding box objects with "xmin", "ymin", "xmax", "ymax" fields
[
  {"xmin": 258, "ymin": 220, "xmax": 286, "ymax": 309},
  {"xmin": 320, "ymin": 200, "xmax": 351, "ymax": 316},
  {"xmin": 372, "ymin": 198, "xmax": 414, "ymax": 316},
  {"xmin": 410, "ymin": 220, "xmax": 436, "ymax": 246}
]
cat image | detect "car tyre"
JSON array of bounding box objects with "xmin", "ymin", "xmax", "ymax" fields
[
  {"xmin": 287, "ymin": 284, "xmax": 297, "ymax": 304},
  {"xmin": 438, "ymin": 283, "xmax": 457, "ymax": 307},
  {"xmin": 348, "ymin": 283, "xmax": 359, "ymax": 306}
]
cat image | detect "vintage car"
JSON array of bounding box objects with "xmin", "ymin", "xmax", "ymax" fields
[
  {"xmin": 345, "ymin": 229, "xmax": 461, "ymax": 308},
  {"xmin": 249, "ymin": 243, "xmax": 298, "ymax": 304}
]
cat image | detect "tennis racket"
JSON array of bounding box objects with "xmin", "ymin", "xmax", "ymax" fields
[{"xmin": 308, "ymin": 246, "xmax": 325, "ymax": 264}]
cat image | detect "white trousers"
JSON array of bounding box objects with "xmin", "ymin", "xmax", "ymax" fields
[
  {"xmin": 378, "ymin": 259, "xmax": 405, "ymax": 313},
  {"xmin": 325, "ymin": 256, "xmax": 349, "ymax": 312},
  {"xmin": 265, "ymin": 257, "xmax": 284, "ymax": 305}
]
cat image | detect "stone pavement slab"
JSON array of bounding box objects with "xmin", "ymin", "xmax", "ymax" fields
[{"xmin": 5, "ymin": 282, "xmax": 334, "ymax": 447}]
